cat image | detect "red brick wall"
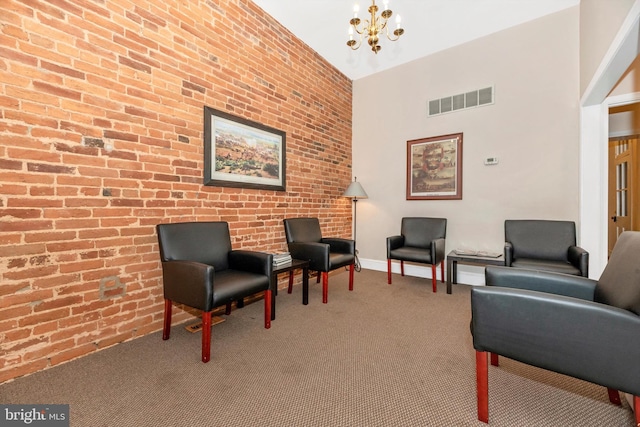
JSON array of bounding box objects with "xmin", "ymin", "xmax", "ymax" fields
[{"xmin": 0, "ymin": 0, "xmax": 352, "ymax": 383}]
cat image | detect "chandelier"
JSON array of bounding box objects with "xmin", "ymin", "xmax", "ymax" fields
[{"xmin": 347, "ymin": 0, "xmax": 404, "ymax": 54}]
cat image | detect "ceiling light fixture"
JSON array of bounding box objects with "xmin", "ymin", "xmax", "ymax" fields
[{"xmin": 347, "ymin": 0, "xmax": 404, "ymax": 54}]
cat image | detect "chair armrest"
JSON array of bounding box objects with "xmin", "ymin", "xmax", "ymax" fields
[
  {"xmin": 504, "ymin": 242, "xmax": 513, "ymax": 266},
  {"xmin": 229, "ymin": 250, "xmax": 273, "ymax": 277},
  {"xmin": 287, "ymin": 241, "xmax": 330, "ymax": 271},
  {"xmin": 161, "ymin": 260, "xmax": 214, "ymax": 311},
  {"xmin": 431, "ymin": 238, "xmax": 446, "ymax": 264},
  {"xmin": 485, "ymin": 266, "xmax": 596, "ymax": 300},
  {"xmin": 471, "ymin": 286, "xmax": 640, "ymax": 395},
  {"xmin": 386, "ymin": 235, "xmax": 404, "ymax": 256},
  {"xmin": 568, "ymin": 245, "xmax": 589, "ymax": 277},
  {"xmin": 322, "ymin": 237, "xmax": 355, "ymax": 255}
]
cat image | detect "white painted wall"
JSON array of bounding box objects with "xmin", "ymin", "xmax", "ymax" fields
[
  {"xmin": 610, "ymin": 102, "xmax": 640, "ymax": 137},
  {"xmin": 579, "ymin": 0, "xmax": 636, "ymax": 96},
  {"xmin": 351, "ymin": 8, "xmax": 580, "ymax": 284}
]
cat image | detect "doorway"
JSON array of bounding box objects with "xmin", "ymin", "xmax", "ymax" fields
[{"xmin": 580, "ymin": 2, "xmax": 640, "ymax": 277}]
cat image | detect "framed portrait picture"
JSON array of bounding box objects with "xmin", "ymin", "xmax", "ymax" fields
[
  {"xmin": 203, "ymin": 106, "xmax": 286, "ymax": 191},
  {"xmin": 406, "ymin": 133, "xmax": 463, "ymax": 200}
]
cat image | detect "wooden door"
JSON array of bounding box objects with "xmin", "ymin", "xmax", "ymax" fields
[{"xmin": 608, "ymin": 137, "xmax": 637, "ymax": 255}]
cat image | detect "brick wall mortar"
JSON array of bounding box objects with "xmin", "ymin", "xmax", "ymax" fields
[{"xmin": 0, "ymin": 0, "xmax": 352, "ymax": 383}]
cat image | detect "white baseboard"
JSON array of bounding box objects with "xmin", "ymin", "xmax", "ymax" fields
[{"xmin": 359, "ymin": 258, "xmax": 486, "ymax": 286}]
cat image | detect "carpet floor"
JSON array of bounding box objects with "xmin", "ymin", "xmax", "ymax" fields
[{"xmin": 0, "ymin": 269, "xmax": 635, "ymax": 426}]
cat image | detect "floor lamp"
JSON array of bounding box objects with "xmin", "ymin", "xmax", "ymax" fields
[{"xmin": 343, "ymin": 177, "xmax": 368, "ymax": 272}]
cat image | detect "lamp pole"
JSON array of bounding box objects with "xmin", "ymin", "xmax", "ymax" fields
[
  {"xmin": 342, "ymin": 177, "xmax": 368, "ymax": 272},
  {"xmin": 352, "ymin": 197, "xmax": 359, "ymax": 245}
]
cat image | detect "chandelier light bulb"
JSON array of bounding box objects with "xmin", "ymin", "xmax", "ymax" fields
[{"xmin": 346, "ymin": 0, "xmax": 404, "ymax": 54}]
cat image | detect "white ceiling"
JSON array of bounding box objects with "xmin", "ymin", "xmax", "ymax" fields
[{"xmin": 251, "ymin": 0, "xmax": 580, "ymax": 81}]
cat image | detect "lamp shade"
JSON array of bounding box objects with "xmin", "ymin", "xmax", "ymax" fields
[{"xmin": 343, "ymin": 181, "xmax": 368, "ymax": 199}]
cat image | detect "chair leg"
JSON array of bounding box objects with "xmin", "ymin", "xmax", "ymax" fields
[
  {"xmin": 162, "ymin": 299, "xmax": 172, "ymax": 340},
  {"xmin": 607, "ymin": 388, "xmax": 621, "ymax": 405},
  {"xmin": 490, "ymin": 353, "xmax": 499, "ymax": 366},
  {"xmin": 317, "ymin": 272, "xmax": 321, "ymax": 283},
  {"xmin": 264, "ymin": 289, "xmax": 272, "ymax": 329},
  {"xmin": 202, "ymin": 311, "xmax": 212, "ymax": 363},
  {"xmin": 348, "ymin": 263, "xmax": 354, "ymax": 291},
  {"xmin": 634, "ymin": 395, "xmax": 639, "ymax": 426},
  {"xmin": 400, "ymin": 260, "xmax": 405, "ymax": 276},
  {"xmin": 387, "ymin": 259, "xmax": 392, "ymax": 284},
  {"xmin": 288, "ymin": 271, "xmax": 294, "ymax": 293},
  {"xmin": 476, "ymin": 350, "xmax": 489, "ymax": 423},
  {"xmin": 225, "ymin": 302, "xmax": 232, "ymax": 315},
  {"xmin": 440, "ymin": 261, "xmax": 444, "ymax": 283},
  {"xmin": 431, "ymin": 264, "xmax": 437, "ymax": 293},
  {"xmin": 322, "ymin": 272, "xmax": 329, "ymax": 304}
]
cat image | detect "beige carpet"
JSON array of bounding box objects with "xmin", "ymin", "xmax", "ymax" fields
[{"xmin": 0, "ymin": 269, "xmax": 635, "ymax": 426}]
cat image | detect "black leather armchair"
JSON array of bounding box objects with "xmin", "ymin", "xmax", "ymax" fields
[
  {"xmin": 156, "ymin": 222, "xmax": 273, "ymax": 363},
  {"xmin": 283, "ymin": 217, "xmax": 355, "ymax": 304},
  {"xmin": 504, "ymin": 219, "xmax": 588, "ymax": 277},
  {"xmin": 386, "ymin": 217, "xmax": 447, "ymax": 292},
  {"xmin": 471, "ymin": 231, "xmax": 640, "ymax": 424}
]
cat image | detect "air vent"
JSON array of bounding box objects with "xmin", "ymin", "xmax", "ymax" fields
[{"xmin": 428, "ymin": 86, "xmax": 494, "ymax": 117}]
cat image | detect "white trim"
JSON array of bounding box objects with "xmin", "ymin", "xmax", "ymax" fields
[
  {"xmin": 609, "ymin": 129, "xmax": 640, "ymax": 138},
  {"xmin": 360, "ymin": 258, "xmax": 485, "ymax": 286},
  {"xmin": 580, "ymin": 104, "xmax": 609, "ymax": 277},
  {"xmin": 581, "ymin": 2, "xmax": 640, "ymax": 107},
  {"xmin": 607, "ymin": 91, "xmax": 640, "ymax": 107}
]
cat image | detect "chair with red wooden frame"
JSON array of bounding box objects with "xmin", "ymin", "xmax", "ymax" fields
[
  {"xmin": 386, "ymin": 217, "xmax": 447, "ymax": 292},
  {"xmin": 283, "ymin": 217, "xmax": 355, "ymax": 304},
  {"xmin": 156, "ymin": 221, "xmax": 273, "ymax": 363},
  {"xmin": 471, "ymin": 231, "xmax": 640, "ymax": 424}
]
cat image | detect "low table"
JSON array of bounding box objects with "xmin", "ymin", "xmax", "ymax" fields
[
  {"xmin": 446, "ymin": 251, "xmax": 505, "ymax": 294},
  {"xmin": 270, "ymin": 259, "xmax": 310, "ymax": 321}
]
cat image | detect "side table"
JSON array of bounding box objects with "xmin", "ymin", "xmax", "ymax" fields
[
  {"xmin": 271, "ymin": 259, "xmax": 310, "ymax": 321},
  {"xmin": 446, "ymin": 251, "xmax": 505, "ymax": 294}
]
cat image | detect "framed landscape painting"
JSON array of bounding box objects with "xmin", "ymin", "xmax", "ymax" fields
[
  {"xmin": 406, "ymin": 133, "xmax": 463, "ymax": 200},
  {"xmin": 203, "ymin": 106, "xmax": 286, "ymax": 191}
]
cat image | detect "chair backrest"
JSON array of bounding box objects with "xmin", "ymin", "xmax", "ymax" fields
[
  {"xmin": 595, "ymin": 231, "xmax": 640, "ymax": 315},
  {"xmin": 505, "ymin": 220, "xmax": 576, "ymax": 261},
  {"xmin": 157, "ymin": 222, "xmax": 231, "ymax": 271},
  {"xmin": 283, "ymin": 218, "xmax": 322, "ymax": 243},
  {"xmin": 400, "ymin": 217, "xmax": 447, "ymax": 248}
]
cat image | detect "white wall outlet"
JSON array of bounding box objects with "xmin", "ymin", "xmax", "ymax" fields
[{"xmin": 484, "ymin": 157, "xmax": 499, "ymax": 165}]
